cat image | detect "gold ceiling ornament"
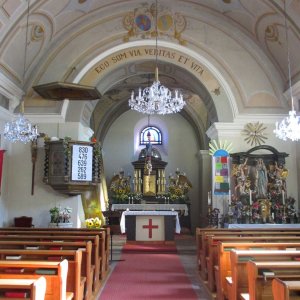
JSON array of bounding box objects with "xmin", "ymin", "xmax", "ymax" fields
[{"xmin": 242, "ymin": 122, "xmax": 268, "ymax": 146}]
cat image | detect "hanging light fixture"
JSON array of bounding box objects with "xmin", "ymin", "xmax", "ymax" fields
[
  {"xmin": 274, "ymin": 0, "xmax": 300, "ymax": 141},
  {"xmin": 3, "ymin": 0, "xmax": 39, "ymax": 144},
  {"xmin": 128, "ymin": 0, "xmax": 186, "ymax": 115}
]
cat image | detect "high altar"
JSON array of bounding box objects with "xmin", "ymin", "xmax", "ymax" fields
[{"xmin": 107, "ymin": 145, "xmax": 192, "ymax": 240}]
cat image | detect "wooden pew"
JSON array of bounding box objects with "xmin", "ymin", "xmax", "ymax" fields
[
  {"xmin": 0, "ymin": 229, "xmax": 108, "ymax": 281},
  {"xmin": 0, "ymin": 277, "xmax": 46, "ymax": 300},
  {"xmin": 196, "ymin": 227, "xmax": 300, "ymax": 276},
  {"xmin": 0, "ymin": 240, "xmax": 93, "ymax": 300},
  {"xmin": 0, "ymin": 259, "xmax": 70, "ymax": 300},
  {"xmin": 0, "ymin": 227, "xmax": 110, "ymax": 275},
  {"xmin": 229, "ymin": 250, "xmax": 300, "ymax": 300},
  {"xmin": 0, "ymin": 234, "xmax": 102, "ymax": 292},
  {"xmin": 216, "ymin": 241, "xmax": 300, "ymax": 300},
  {"xmin": 207, "ymin": 236, "xmax": 300, "ymax": 293},
  {"xmin": 247, "ymin": 261, "xmax": 300, "ymax": 300},
  {"xmin": 0, "ymin": 249, "xmax": 84, "ymax": 300},
  {"xmin": 272, "ymin": 278, "xmax": 300, "ymax": 300}
]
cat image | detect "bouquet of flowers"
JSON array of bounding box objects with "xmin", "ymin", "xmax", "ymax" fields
[{"xmin": 85, "ymin": 217, "xmax": 102, "ymax": 229}]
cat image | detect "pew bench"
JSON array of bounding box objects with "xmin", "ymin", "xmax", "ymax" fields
[
  {"xmin": 0, "ymin": 227, "xmax": 110, "ymax": 276},
  {"xmin": 216, "ymin": 241, "xmax": 300, "ymax": 300},
  {"xmin": 196, "ymin": 228, "xmax": 300, "ymax": 276},
  {"xmin": 208, "ymin": 236, "xmax": 300, "ymax": 294},
  {"xmin": 0, "ymin": 277, "xmax": 46, "ymax": 300},
  {"xmin": 0, "ymin": 234, "xmax": 102, "ymax": 293},
  {"xmin": 0, "ymin": 240, "xmax": 93, "ymax": 300},
  {"xmin": 228, "ymin": 250, "xmax": 300, "ymax": 300},
  {"xmin": 272, "ymin": 278, "xmax": 300, "ymax": 300},
  {"xmin": 0, "ymin": 259, "xmax": 71, "ymax": 300},
  {"xmin": 247, "ymin": 261, "xmax": 300, "ymax": 300},
  {"xmin": 0, "ymin": 249, "xmax": 83, "ymax": 300},
  {"xmin": 0, "ymin": 230, "xmax": 107, "ymax": 282}
]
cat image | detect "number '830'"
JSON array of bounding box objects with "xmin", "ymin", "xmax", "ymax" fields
[{"xmin": 79, "ymin": 147, "xmax": 88, "ymax": 153}]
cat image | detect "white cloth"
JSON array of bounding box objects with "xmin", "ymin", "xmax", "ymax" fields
[
  {"xmin": 120, "ymin": 210, "xmax": 181, "ymax": 234},
  {"xmin": 112, "ymin": 204, "xmax": 188, "ymax": 216},
  {"xmin": 226, "ymin": 224, "xmax": 300, "ymax": 229}
]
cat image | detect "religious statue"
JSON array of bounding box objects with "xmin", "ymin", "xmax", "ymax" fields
[
  {"xmin": 109, "ymin": 170, "xmax": 131, "ymax": 202},
  {"xmin": 255, "ymin": 158, "xmax": 268, "ymax": 198},
  {"xmin": 274, "ymin": 161, "xmax": 288, "ymax": 193},
  {"xmin": 259, "ymin": 199, "xmax": 271, "ymax": 223},
  {"xmin": 168, "ymin": 169, "xmax": 192, "ymax": 203}
]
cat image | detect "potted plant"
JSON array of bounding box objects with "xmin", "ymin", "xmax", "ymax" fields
[{"xmin": 49, "ymin": 206, "xmax": 73, "ymax": 228}]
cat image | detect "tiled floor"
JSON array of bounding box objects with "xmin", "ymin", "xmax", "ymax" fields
[{"xmin": 97, "ymin": 234, "xmax": 211, "ymax": 299}]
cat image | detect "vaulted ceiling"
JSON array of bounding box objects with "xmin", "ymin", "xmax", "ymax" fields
[{"xmin": 0, "ymin": 0, "xmax": 299, "ymax": 140}]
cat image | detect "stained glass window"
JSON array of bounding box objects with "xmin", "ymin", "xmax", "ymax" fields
[{"xmin": 140, "ymin": 126, "xmax": 162, "ymax": 145}]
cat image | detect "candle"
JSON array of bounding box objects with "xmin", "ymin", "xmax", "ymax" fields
[
  {"xmin": 249, "ymin": 190, "xmax": 252, "ymax": 205},
  {"xmin": 282, "ymin": 190, "xmax": 285, "ymax": 205},
  {"xmin": 208, "ymin": 192, "xmax": 211, "ymax": 206}
]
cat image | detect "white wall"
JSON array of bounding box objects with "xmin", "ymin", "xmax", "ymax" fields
[{"xmin": 1, "ymin": 122, "xmax": 91, "ymax": 227}]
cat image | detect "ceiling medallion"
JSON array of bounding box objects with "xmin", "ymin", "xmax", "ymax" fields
[{"xmin": 242, "ymin": 122, "xmax": 268, "ymax": 146}]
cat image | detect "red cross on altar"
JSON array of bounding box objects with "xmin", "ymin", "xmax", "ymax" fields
[{"xmin": 142, "ymin": 218, "xmax": 159, "ymax": 238}]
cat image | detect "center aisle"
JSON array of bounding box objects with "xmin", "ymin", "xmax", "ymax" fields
[{"xmin": 97, "ymin": 235, "xmax": 208, "ymax": 300}]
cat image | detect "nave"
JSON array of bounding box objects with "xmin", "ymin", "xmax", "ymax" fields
[{"xmin": 97, "ymin": 234, "xmax": 210, "ymax": 300}]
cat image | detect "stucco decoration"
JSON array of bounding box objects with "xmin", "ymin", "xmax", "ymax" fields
[{"xmin": 123, "ymin": 3, "xmax": 186, "ymax": 45}]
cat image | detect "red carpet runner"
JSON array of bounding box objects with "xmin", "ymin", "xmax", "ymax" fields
[{"xmin": 99, "ymin": 243, "xmax": 198, "ymax": 300}]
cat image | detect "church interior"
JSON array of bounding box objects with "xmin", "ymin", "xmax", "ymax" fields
[{"xmin": 0, "ymin": 0, "xmax": 300, "ymax": 299}]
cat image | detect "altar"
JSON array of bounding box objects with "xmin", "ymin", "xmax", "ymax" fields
[
  {"xmin": 120, "ymin": 211, "xmax": 181, "ymax": 242},
  {"xmin": 112, "ymin": 203, "xmax": 188, "ymax": 216}
]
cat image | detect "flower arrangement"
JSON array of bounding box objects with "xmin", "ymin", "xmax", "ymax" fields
[
  {"xmin": 85, "ymin": 217, "xmax": 102, "ymax": 229},
  {"xmin": 49, "ymin": 206, "xmax": 72, "ymax": 224},
  {"xmin": 167, "ymin": 169, "xmax": 192, "ymax": 203},
  {"xmin": 109, "ymin": 171, "xmax": 131, "ymax": 203}
]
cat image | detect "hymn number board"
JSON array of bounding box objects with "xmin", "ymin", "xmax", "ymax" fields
[
  {"xmin": 71, "ymin": 145, "xmax": 93, "ymax": 181},
  {"xmin": 44, "ymin": 140, "xmax": 102, "ymax": 195}
]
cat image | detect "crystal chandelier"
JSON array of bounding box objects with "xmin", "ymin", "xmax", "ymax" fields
[
  {"xmin": 274, "ymin": 0, "xmax": 300, "ymax": 141},
  {"xmin": 128, "ymin": 0, "xmax": 186, "ymax": 115},
  {"xmin": 3, "ymin": 0, "xmax": 39, "ymax": 144}
]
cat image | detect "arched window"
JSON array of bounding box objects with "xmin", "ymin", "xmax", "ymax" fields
[{"xmin": 140, "ymin": 126, "xmax": 162, "ymax": 145}]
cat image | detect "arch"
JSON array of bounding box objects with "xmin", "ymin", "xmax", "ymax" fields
[{"xmin": 66, "ymin": 40, "xmax": 239, "ymax": 150}]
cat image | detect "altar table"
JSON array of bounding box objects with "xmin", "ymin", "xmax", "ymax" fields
[
  {"xmin": 120, "ymin": 211, "xmax": 181, "ymax": 241},
  {"xmin": 112, "ymin": 203, "xmax": 188, "ymax": 216}
]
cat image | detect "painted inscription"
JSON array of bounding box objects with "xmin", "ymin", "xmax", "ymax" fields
[{"xmin": 94, "ymin": 47, "xmax": 204, "ymax": 77}]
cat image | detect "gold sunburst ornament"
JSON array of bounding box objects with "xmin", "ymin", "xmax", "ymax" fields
[{"xmin": 242, "ymin": 122, "xmax": 268, "ymax": 146}]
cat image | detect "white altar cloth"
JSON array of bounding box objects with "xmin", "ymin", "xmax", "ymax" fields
[
  {"xmin": 120, "ymin": 210, "xmax": 181, "ymax": 234},
  {"xmin": 226, "ymin": 224, "xmax": 300, "ymax": 229},
  {"xmin": 112, "ymin": 203, "xmax": 188, "ymax": 216}
]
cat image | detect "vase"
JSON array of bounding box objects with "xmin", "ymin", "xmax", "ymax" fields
[{"xmin": 49, "ymin": 222, "xmax": 73, "ymax": 228}]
